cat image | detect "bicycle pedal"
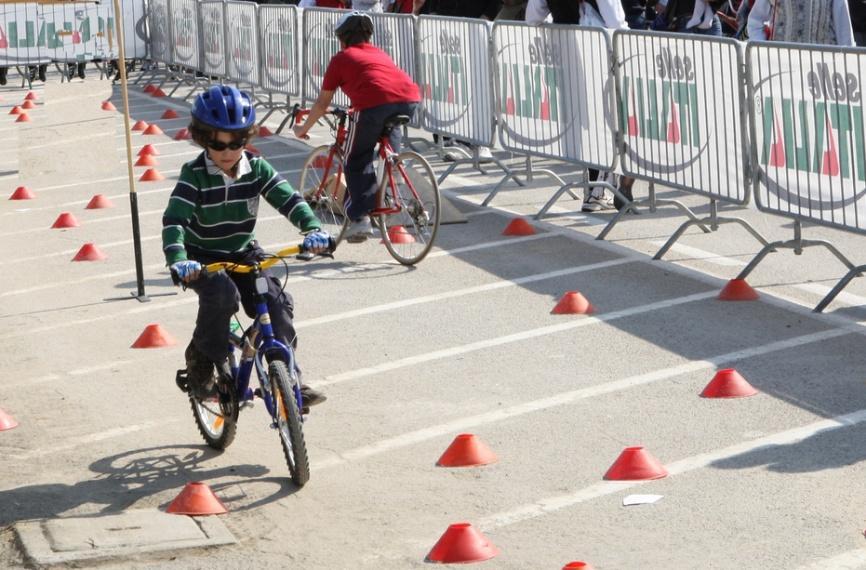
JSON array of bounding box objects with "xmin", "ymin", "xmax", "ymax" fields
[{"xmin": 175, "ymin": 369, "xmax": 189, "ymax": 392}]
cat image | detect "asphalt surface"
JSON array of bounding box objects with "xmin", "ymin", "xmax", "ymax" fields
[{"xmin": 2, "ymin": 74, "xmax": 866, "ymax": 569}]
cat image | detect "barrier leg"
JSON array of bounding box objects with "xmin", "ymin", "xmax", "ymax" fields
[
  {"xmin": 814, "ymin": 265, "xmax": 866, "ymax": 313},
  {"xmin": 597, "ymin": 183, "xmax": 710, "ymax": 241},
  {"xmin": 535, "ymin": 182, "xmax": 583, "ymax": 219},
  {"xmin": 653, "ymin": 200, "xmax": 772, "ymax": 260}
]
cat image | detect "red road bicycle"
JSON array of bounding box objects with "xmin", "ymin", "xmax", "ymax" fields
[{"xmin": 293, "ymin": 106, "xmax": 441, "ymax": 265}]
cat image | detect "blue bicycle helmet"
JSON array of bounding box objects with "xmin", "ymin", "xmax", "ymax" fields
[{"xmin": 191, "ymin": 85, "xmax": 255, "ymax": 131}]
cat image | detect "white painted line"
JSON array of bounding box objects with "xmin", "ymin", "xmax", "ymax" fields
[
  {"xmin": 313, "ymin": 327, "xmax": 855, "ymax": 471},
  {"xmin": 795, "ymin": 282, "xmax": 866, "ymax": 309},
  {"xmin": 796, "ymin": 549, "xmax": 866, "ymax": 570},
  {"xmin": 6, "ymin": 420, "xmax": 176, "ymax": 461},
  {"xmin": 0, "ymin": 209, "xmax": 163, "ymax": 237},
  {"xmin": 25, "ymin": 131, "xmax": 116, "ymax": 150},
  {"xmin": 427, "ymin": 232, "xmax": 556, "ymax": 257},
  {"xmin": 649, "ymin": 241, "xmax": 749, "ymax": 267},
  {"xmin": 477, "ymin": 407, "xmax": 866, "ymax": 531},
  {"xmin": 0, "ymin": 263, "xmax": 166, "ymax": 298},
  {"xmin": 0, "ymin": 185, "xmax": 175, "ymax": 216},
  {"xmin": 299, "ymin": 258, "xmax": 635, "ymax": 329},
  {"xmin": 318, "ymin": 291, "xmax": 718, "ymax": 387}
]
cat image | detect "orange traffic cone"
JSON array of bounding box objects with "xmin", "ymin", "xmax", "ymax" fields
[
  {"xmin": 426, "ymin": 523, "xmax": 499, "ymax": 564},
  {"xmin": 85, "ymin": 194, "xmax": 114, "ymax": 209},
  {"xmin": 72, "ymin": 243, "xmax": 107, "ymax": 261},
  {"xmin": 152, "ymin": 88, "xmax": 167, "ymax": 97},
  {"xmin": 258, "ymin": 125, "xmax": 273, "ymax": 136},
  {"xmin": 0, "ymin": 408, "xmax": 18, "ymax": 431},
  {"xmin": 24, "ymin": 91, "xmax": 37, "ymax": 101},
  {"xmin": 552, "ymin": 291, "xmax": 595, "ymax": 315},
  {"xmin": 16, "ymin": 113, "xmax": 31, "ymax": 123},
  {"xmin": 719, "ymin": 279, "xmax": 759, "ymax": 301},
  {"xmin": 139, "ymin": 168, "xmax": 165, "ymax": 182},
  {"xmin": 166, "ymin": 482, "xmax": 228, "ymax": 515},
  {"xmin": 174, "ymin": 128, "xmax": 190, "ymax": 140},
  {"xmin": 701, "ymin": 369, "xmax": 758, "ymax": 398},
  {"xmin": 135, "ymin": 154, "xmax": 158, "ymax": 167},
  {"xmin": 143, "ymin": 124, "xmax": 164, "ymax": 135},
  {"xmin": 51, "ymin": 212, "xmax": 79, "ymax": 229},
  {"xmin": 436, "ymin": 434, "xmax": 497, "ymax": 467},
  {"xmin": 563, "ymin": 562, "xmax": 595, "ymax": 570},
  {"xmin": 502, "ymin": 218, "xmax": 536, "ymax": 236},
  {"xmin": 161, "ymin": 109, "xmax": 179, "ymax": 119},
  {"xmin": 132, "ymin": 120, "xmax": 148, "ymax": 132},
  {"xmin": 384, "ymin": 225, "xmax": 415, "ymax": 244},
  {"xmin": 138, "ymin": 144, "xmax": 159, "ymax": 156},
  {"xmin": 9, "ymin": 186, "xmax": 34, "ymax": 200},
  {"xmin": 21, "ymin": 100, "xmax": 36, "ymax": 110},
  {"xmin": 143, "ymin": 84, "xmax": 157, "ymax": 94},
  {"xmin": 131, "ymin": 324, "xmax": 176, "ymax": 348},
  {"xmin": 604, "ymin": 446, "xmax": 668, "ymax": 481},
  {"xmin": 101, "ymin": 100, "xmax": 117, "ymax": 111},
  {"xmin": 8, "ymin": 106, "xmax": 21, "ymax": 115}
]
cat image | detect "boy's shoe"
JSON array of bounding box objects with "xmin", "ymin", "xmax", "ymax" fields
[
  {"xmin": 300, "ymin": 384, "xmax": 327, "ymax": 407},
  {"xmin": 185, "ymin": 341, "xmax": 217, "ymax": 400},
  {"xmin": 345, "ymin": 216, "xmax": 374, "ymax": 243}
]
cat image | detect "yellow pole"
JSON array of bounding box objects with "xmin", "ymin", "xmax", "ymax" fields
[{"xmin": 111, "ymin": 0, "xmax": 148, "ymax": 301}]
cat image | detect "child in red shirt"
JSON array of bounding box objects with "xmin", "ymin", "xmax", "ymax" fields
[{"xmin": 293, "ymin": 11, "xmax": 421, "ymax": 242}]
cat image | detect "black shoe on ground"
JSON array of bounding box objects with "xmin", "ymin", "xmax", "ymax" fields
[
  {"xmin": 38, "ymin": 65, "xmax": 46, "ymax": 82},
  {"xmin": 0, "ymin": 69, "xmax": 6, "ymax": 86},
  {"xmin": 77, "ymin": 63, "xmax": 86, "ymax": 79},
  {"xmin": 300, "ymin": 384, "xmax": 326, "ymax": 407},
  {"xmin": 614, "ymin": 184, "xmax": 635, "ymax": 211},
  {"xmin": 185, "ymin": 341, "xmax": 218, "ymax": 400}
]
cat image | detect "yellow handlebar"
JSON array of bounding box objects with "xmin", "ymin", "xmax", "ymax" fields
[{"xmin": 204, "ymin": 245, "xmax": 302, "ymax": 274}]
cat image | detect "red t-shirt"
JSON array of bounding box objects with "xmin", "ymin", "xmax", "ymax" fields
[{"xmin": 322, "ymin": 43, "xmax": 420, "ymax": 111}]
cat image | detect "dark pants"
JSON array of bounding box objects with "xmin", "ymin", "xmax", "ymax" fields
[
  {"xmin": 344, "ymin": 101, "xmax": 419, "ymax": 221},
  {"xmin": 185, "ymin": 243, "xmax": 296, "ymax": 365}
]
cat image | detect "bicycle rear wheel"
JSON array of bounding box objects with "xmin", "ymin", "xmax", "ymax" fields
[
  {"xmin": 379, "ymin": 151, "xmax": 441, "ymax": 265},
  {"xmin": 269, "ymin": 360, "xmax": 310, "ymax": 487},
  {"xmin": 299, "ymin": 144, "xmax": 349, "ymax": 245},
  {"xmin": 189, "ymin": 374, "xmax": 238, "ymax": 450}
]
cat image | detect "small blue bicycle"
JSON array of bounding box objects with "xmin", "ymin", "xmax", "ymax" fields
[{"xmin": 173, "ymin": 242, "xmax": 332, "ymax": 487}]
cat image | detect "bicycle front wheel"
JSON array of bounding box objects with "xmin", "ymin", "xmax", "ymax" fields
[
  {"xmin": 269, "ymin": 360, "xmax": 310, "ymax": 487},
  {"xmin": 190, "ymin": 375, "xmax": 239, "ymax": 451},
  {"xmin": 379, "ymin": 151, "xmax": 441, "ymax": 265},
  {"xmin": 299, "ymin": 144, "xmax": 348, "ymax": 245}
]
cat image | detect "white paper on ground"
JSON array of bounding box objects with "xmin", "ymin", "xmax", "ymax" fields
[{"xmin": 622, "ymin": 494, "xmax": 663, "ymax": 506}]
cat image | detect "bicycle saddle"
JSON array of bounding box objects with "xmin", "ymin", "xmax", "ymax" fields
[{"xmin": 382, "ymin": 113, "xmax": 411, "ymax": 135}]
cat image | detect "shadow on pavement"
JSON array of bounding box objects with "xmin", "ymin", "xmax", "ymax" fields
[{"xmin": 0, "ymin": 445, "xmax": 297, "ymax": 526}]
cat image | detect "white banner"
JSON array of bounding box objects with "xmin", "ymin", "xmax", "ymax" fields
[
  {"xmin": 494, "ymin": 23, "xmax": 617, "ymax": 170},
  {"xmin": 225, "ymin": 0, "xmax": 259, "ymax": 85},
  {"xmin": 259, "ymin": 5, "xmax": 300, "ymax": 96},
  {"xmin": 748, "ymin": 43, "xmax": 866, "ymax": 230},
  {"xmin": 617, "ymin": 31, "xmax": 748, "ymax": 203},
  {"xmin": 416, "ymin": 16, "xmax": 494, "ymax": 146},
  {"xmin": 199, "ymin": 0, "xmax": 226, "ymax": 78},
  {"xmin": 169, "ymin": 0, "xmax": 200, "ymax": 69},
  {"xmin": 148, "ymin": 0, "xmax": 171, "ymax": 63},
  {"xmin": 0, "ymin": 0, "xmax": 147, "ymax": 64}
]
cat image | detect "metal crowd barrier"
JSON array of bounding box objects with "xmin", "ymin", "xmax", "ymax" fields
[
  {"xmin": 257, "ymin": 4, "xmax": 301, "ymax": 131},
  {"xmin": 744, "ymin": 41, "xmax": 866, "ymax": 312},
  {"xmin": 486, "ymin": 22, "xmax": 619, "ymax": 215},
  {"xmin": 167, "ymin": 0, "xmax": 208, "ymax": 97},
  {"xmin": 301, "ymin": 7, "xmax": 348, "ymax": 108},
  {"xmin": 601, "ymin": 30, "xmax": 771, "ymax": 254},
  {"xmin": 225, "ymin": 1, "xmax": 260, "ymax": 90},
  {"xmin": 199, "ymin": 0, "xmax": 227, "ymax": 79},
  {"xmin": 416, "ymin": 15, "xmax": 519, "ymax": 185}
]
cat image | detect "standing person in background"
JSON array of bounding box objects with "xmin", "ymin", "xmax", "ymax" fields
[
  {"xmin": 651, "ymin": 0, "xmax": 724, "ymax": 36},
  {"xmin": 298, "ymin": 0, "xmax": 347, "ymax": 7},
  {"xmin": 852, "ymin": 0, "xmax": 866, "ymax": 45},
  {"xmin": 496, "ymin": 0, "xmax": 528, "ymax": 20},
  {"xmin": 746, "ymin": 0, "xmax": 854, "ymax": 45},
  {"xmin": 350, "ymin": 0, "xmax": 385, "ymax": 11}
]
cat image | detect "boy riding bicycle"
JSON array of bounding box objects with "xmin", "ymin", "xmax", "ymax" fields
[
  {"xmin": 293, "ymin": 11, "xmax": 421, "ymax": 243},
  {"xmin": 163, "ymin": 84, "xmax": 330, "ymax": 409}
]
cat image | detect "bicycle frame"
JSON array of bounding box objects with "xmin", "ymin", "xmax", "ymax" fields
[{"xmin": 205, "ymin": 246, "xmax": 305, "ymax": 420}]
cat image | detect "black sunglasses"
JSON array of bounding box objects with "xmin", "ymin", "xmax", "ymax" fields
[{"xmin": 207, "ymin": 139, "xmax": 247, "ymax": 151}]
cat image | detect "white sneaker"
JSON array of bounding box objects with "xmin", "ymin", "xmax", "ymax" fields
[
  {"xmin": 581, "ymin": 189, "xmax": 615, "ymax": 212},
  {"xmin": 476, "ymin": 146, "xmax": 494, "ymax": 163},
  {"xmin": 344, "ymin": 216, "xmax": 374, "ymax": 243}
]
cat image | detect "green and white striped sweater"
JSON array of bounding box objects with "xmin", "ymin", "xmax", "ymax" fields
[{"xmin": 161, "ymin": 151, "xmax": 320, "ymax": 265}]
